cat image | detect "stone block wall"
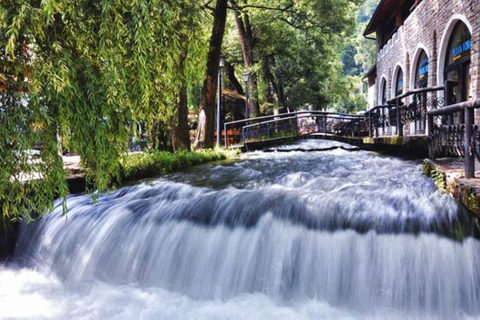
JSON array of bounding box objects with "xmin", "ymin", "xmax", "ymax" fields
[{"xmin": 373, "ymin": 0, "xmax": 480, "ymax": 107}]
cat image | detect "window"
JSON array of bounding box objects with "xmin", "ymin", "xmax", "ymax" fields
[
  {"xmin": 445, "ymin": 21, "xmax": 471, "ymax": 103},
  {"xmin": 395, "ymin": 68, "xmax": 404, "ymax": 97},
  {"xmin": 381, "ymin": 78, "xmax": 387, "ymax": 104},
  {"xmin": 415, "ymin": 50, "xmax": 428, "ymax": 88}
]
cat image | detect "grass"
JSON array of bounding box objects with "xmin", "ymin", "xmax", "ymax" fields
[{"xmin": 120, "ymin": 149, "xmax": 238, "ymax": 182}]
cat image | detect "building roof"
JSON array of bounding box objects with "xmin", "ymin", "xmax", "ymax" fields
[
  {"xmin": 362, "ymin": 65, "xmax": 377, "ymax": 80},
  {"xmin": 363, "ymin": 0, "xmax": 412, "ymax": 36}
]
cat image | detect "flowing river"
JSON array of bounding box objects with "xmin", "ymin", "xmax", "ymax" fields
[{"xmin": 1, "ymin": 139, "xmax": 480, "ymax": 319}]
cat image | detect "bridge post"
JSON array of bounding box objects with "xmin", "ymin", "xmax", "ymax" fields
[
  {"xmin": 224, "ymin": 123, "xmax": 228, "ymax": 148},
  {"xmin": 324, "ymin": 115, "xmax": 327, "ymax": 135},
  {"xmin": 368, "ymin": 112, "xmax": 372, "ymax": 137},
  {"xmin": 295, "ymin": 114, "xmax": 299, "ymax": 137},
  {"xmin": 382, "ymin": 107, "xmax": 385, "ymax": 136},
  {"xmin": 396, "ymin": 99, "xmax": 403, "ymax": 137},
  {"xmin": 465, "ymin": 106, "xmax": 474, "ymax": 178}
]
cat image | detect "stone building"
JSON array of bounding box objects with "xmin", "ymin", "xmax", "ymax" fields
[{"xmin": 364, "ymin": 0, "xmax": 479, "ymax": 122}]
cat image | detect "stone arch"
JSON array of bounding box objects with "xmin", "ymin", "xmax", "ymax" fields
[{"xmin": 437, "ymin": 14, "xmax": 473, "ymax": 98}]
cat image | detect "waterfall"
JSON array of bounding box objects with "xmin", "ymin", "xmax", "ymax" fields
[{"xmin": 4, "ymin": 140, "xmax": 480, "ymax": 319}]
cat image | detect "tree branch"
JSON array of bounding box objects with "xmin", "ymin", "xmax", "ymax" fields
[{"xmin": 228, "ymin": 1, "xmax": 295, "ymax": 14}]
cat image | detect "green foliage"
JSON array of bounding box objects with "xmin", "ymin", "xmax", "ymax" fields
[
  {"xmin": 342, "ymin": 45, "xmax": 362, "ymax": 76},
  {"xmin": 467, "ymin": 192, "xmax": 480, "ymax": 212},
  {"xmin": 352, "ymin": 0, "xmax": 378, "ymax": 75},
  {"xmin": 353, "ymin": 22, "xmax": 377, "ymax": 74},
  {"xmin": 334, "ymin": 75, "xmax": 368, "ymax": 113},
  {"xmin": 120, "ymin": 150, "xmax": 233, "ymax": 182},
  {"xmin": 0, "ymin": 0, "xmax": 209, "ymax": 221},
  {"xmin": 0, "ymin": 0, "xmax": 377, "ymax": 223},
  {"xmin": 338, "ymin": 0, "xmax": 377, "ymax": 80},
  {"xmin": 333, "ymin": 0, "xmax": 377, "ymax": 112},
  {"xmin": 224, "ymin": 0, "xmax": 361, "ymax": 111},
  {"xmin": 430, "ymin": 168, "xmax": 446, "ymax": 190}
]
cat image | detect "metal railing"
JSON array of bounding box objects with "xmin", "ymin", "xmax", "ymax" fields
[
  {"xmin": 223, "ymin": 111, "xmax": 367, "ymax": 147},
  {"xmin": 426, "ymin": 98, "xmax": 480, "ymax": 178},
  {"xmin": 365, "ymin": 86, "xmax": 445, "ymax": 137}
]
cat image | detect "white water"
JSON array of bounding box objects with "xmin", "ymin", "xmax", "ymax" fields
[{"xmin": 2, "ymin": 140, "xmax": 480, "ymax": 319}]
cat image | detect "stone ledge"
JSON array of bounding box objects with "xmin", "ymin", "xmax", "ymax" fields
[
  {"xmin": 362, "ymin": 136, "xmax": 429, "ymax": 159},
  {"xmin": 423, "ymin": 158, "xmax": 480, "ymax": 216}
]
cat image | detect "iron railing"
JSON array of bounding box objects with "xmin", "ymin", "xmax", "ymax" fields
[
  {"xmin": 224, "ymin": 111, "xmax": 367, "ymax": 147},
  {"xmin": 426, "ymin": 98, "xmax": 480, "ymax": 178},
  {"xmin": 223, "ymin": 83, "xmax": 480, "ymax": 178},
  {"xmin": 365, "ymin": 86, "xmax": 446, "ymax": 137}
]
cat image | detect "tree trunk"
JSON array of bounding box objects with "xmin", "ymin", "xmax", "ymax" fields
[
  {"xmin": 266, "ymin": 54, "xmax": 286, "ymax": 113},
  {"xmin": 152, "ymin": 121, "xmax": 173, "ymax": 152},
  {"xmin": 194, "ymin": 0, "xmax": 228, "ymax": 149},
  {"xmin": 225, "ymin": 62, "xmax": 244, "ymax": 94},
  {"xmin": 174, "ymin": 48, "xmax": 191, "ymax": 151},
  {"xmin": 263, "ymin": 55, "xmax": 276, "ymax": 104},
  {"xmin": 233, "ymin": 7, "xmax": 260, "ymax": 117}
]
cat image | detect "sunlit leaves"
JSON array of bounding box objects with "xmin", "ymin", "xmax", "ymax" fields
[{"xmin": 0, "ymin": 0, "xmax": 210, "ymax": 221}]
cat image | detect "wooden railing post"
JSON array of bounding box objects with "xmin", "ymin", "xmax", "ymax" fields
[{"xmin": 465, "ymin": 107, "xmax": 474, "ymax": 178}]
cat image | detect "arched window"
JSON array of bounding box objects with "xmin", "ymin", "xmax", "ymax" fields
[
  {"xmin": 415, "ymin": 50, "xmax": 428, "ymax": 88},
  {"xmin": 445, "ymin": 21, "xmax": 471, "ymax": 103},
  {"xmin": 395, "ymin": 68, "xmax": 403, "ymax": 97},
  {"xmin": 380, "ymin": 78, "xmax": 387, "ymax": 104}
]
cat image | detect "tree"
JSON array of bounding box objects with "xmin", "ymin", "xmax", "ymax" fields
[
  {"xmin": 222, "ymin": 0, "xmax": 362, "ymax": 113},
  {"xmin": 353, "ymin": 0, "xmax": 377, "ymax": 74},
  {"xmin": 0, "ymin": 0, "xmax": 208, "ymax": 220},
  {"xmin": 195, "ymin": 0, "xmax": 229, "ymax": 149},
  {"xmin": 231, "ymin": 1, "xmax": 261, "ymax": 117}
]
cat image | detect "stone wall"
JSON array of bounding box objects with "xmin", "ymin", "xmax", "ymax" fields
[{"xmin": 373, "ymin": 0, "xmax": 480, "ymax": 106}]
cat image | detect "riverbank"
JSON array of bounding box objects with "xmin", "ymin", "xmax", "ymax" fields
[
  {"xmin": 0, "ymin": 149, "xmax": 237, "ymax": 261},
  {"xmin": 65, "ymin": 149, "xmax": 236, "ymax": 192}
]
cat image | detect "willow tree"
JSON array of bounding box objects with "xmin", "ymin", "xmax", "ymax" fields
[{"xmin": 0, "ymin": 0, "xmax": 207, "ymax": 221}]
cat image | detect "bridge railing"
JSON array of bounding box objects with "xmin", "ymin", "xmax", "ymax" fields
[
  {"xmin": 426, "ymin": 98, "xmax": 480, "ymax": 178},
  {"xmin": 365, "ymin": 86, "xmax": 446, "ymax": 137},
  {"xmin": 224, "ymin": 111, "xmax": 367, "ymax": 147}
]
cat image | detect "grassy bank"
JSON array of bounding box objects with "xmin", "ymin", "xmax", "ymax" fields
[{"xmin": 119, "ymin": 149, "xmax": 238, "ymax": 182}]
